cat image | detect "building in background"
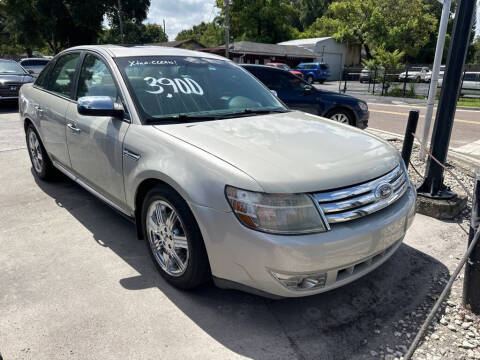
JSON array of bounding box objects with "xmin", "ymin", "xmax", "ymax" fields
[
  {"xmin": 200, "ymin": 41, "xmax": 316, "ymax": 68},
  {"xmin": 278, "ymin": 37, "xmax": 362, "ymax": 80}
]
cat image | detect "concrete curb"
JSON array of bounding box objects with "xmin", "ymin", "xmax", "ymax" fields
[{"xmin": 367, "ymin": 128, "xmax": 480, "ymax": 170}]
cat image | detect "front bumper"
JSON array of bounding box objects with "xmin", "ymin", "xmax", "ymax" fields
[
  {"xmin": 191, "ymin": 186, "xmax": 416, "ymax": 298},
  {"xmin": 357, "ymin": 109, "xmax": 369, "ymax": 129}
]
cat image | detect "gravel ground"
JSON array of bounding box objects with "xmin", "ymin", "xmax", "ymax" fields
[{"xmin": 372, "ymin": 133, "xmax": 479, "ymax": 360}]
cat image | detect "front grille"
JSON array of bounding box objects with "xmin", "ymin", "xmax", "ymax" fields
[
  {"xmin": 312, "ymin": 164, "xmax": 408, "ymax": 225},
  {"xmin": 0, "ymin": 82, "xmax": 22, "ymax": 97}
]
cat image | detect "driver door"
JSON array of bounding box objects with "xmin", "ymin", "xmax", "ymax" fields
[{"xmin": 65, "ymin": 53, "xmax": 130, "ymax": 208}]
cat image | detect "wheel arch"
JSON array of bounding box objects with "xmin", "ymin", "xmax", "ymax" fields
[{"xmin": 134, "ymin": 177, "xmax": 196, "ymax": 240}]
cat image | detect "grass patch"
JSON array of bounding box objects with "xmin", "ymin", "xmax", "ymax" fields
[{"xmin": 456, "ymin": 98, "xmax": 480, "ymax": 108}]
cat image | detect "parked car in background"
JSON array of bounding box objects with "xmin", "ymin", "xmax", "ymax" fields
[
  {"xmin": 359, "ymin": 67, "xmax": 386, "ymax": 83},
  {"xmin": 0, "ymin": 59, "xmax": 35, "ymax": 102},
  {"xmin": 295, "ymin": 62, "xmax": 329, "ymax": 84},
  {"xmin": 437, "ymin": 72, "xmax": 480, "ymax": 96},
  {"xmin": 20, "ymin": 45, "xmax": 415, "ymax": 298},
  {"xmin": 265, "ymin": 62, "xmax": 303, "ymax": 78},
  {"xmin": 242, "ymin": 64, "xmax": 369, "ymax": 129},
  {"xmin": 399, "ymin": 67, "xmax": 431, "ymax": 82},
  {"xmin": 19, "ymin": 58, "xmax": 50, "ymax": 77}
]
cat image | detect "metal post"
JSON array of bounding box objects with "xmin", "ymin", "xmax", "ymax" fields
[
  {"xmin": 401, "ymin": 111, "xmax": 420, "ymax": 169},
  {"xmin": 420, "ymin": 0, "xmax": 452, "ymax": 161},
  {"xmin": 418, "ymin": 0, "xmax": 476, "ymax": 198},
  {"xmin": 225, "ymin": 0, "xmax": 230, "ymax": 58},
  {"xmin": 117, "ymin": 0, "xmax": 124, "ymax": 44},
  {"xmin": 403, "ymin": 65, "xmax": 408, "ymax": 97},
  {"xmin": 381, "ymin": 68, "xmax": 387, "ymax": 96},
  {"xmin": 343, "ymin": 68, "xmax": 347, "ymax": 93},
  {"xmin": 373, "ymin": 68, "xmax": 377, "ymax": 94},
  {"xmin": 463, "ymin": 171, "xmax": 480, "ymax": 313}
]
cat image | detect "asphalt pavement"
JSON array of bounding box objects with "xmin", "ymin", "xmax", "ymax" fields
[{"xmin": 0, "ymin": 102, "xmax": 471, "ymax": 360}]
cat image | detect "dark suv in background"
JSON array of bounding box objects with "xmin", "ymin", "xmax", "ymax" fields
[{"xmin": 242, "ymin": 64, "xmax": 369, "ymax": 129}]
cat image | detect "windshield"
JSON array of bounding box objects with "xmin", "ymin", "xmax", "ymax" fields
[
  {"xmin": 115, "ymin": 56, "xmax": 286, "ymax": 121},
  {"xmin": 0, "ymin": 61, "xmax": 27, "ymax": 75}
]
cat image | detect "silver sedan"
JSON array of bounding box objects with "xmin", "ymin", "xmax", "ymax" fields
[{"xmin": 19, "ymin": 45, "xmax": 416, "ymax": 298}]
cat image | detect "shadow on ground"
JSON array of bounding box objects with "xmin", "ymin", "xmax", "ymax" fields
[
  {"xmin": 0, "ymin": 101, "xmax": 18, "ymax": 113},
  {"xmin": 34, "ymin": 172, "xmax": 450, "ymax": 360}
]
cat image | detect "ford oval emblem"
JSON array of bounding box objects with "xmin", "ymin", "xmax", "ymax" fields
[{"xmin": 375, "ymin": 183, "xmax": 393, "ymax": 200}]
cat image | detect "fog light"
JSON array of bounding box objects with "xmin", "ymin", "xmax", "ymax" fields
[{"xmin": 270, "ymin": 270, "xmax": 327, "ymax": 291}]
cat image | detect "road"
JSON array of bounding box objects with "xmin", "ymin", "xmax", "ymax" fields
[
  {"xmin": 366, "ymin": 103, "xmax": 480, "ymax": 159},
  {"xmin": 0, "ymin": 102, "xmax": 470, "ymax": 360}
]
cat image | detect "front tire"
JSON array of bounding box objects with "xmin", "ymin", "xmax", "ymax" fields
[
  {"xmin": 26, "ymin": 125, "xmax": 56, "ymax": 180},
  {"xmin": 327, "ymin": 108, "xmax": 354, "ymax": 126},
  {"xmin": 141, "ymin": 185, "xmax": 210, "ymax": 289}
]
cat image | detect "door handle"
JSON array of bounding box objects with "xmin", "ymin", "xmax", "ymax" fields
[{"xmin": 67, "ymin": 123, "xmax": 81, "ymax": 133}]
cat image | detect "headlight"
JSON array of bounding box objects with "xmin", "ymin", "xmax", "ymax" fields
[
  {"xmin": 358, "ymin": 101, "xmax": 368, "ymax": 111},
  {"xmin": 225, "ymin": 186, "xmax": 326, "ymax": 234}
]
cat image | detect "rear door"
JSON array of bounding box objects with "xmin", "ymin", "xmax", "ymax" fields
[
  {"xmin": 38, "ymin": 52, "xmax": 81, "ymax": 168},
  {"xmin": 65, "ymin": 52, "xmax": 129, "ymax": 207}
]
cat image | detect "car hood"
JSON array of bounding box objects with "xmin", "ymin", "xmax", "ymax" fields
[
  {"xmin": 154, "ymin": 111, "xmax": 400, "ymax": 193},
  {"xmin": 0, "ymin": 74, "xmax": 34, "ymax": 84},
  {"xmin": 317, "ymin": 90, "xmax": 361, "ymax": 104}
]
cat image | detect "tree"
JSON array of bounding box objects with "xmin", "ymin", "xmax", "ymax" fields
[
  {"xmin": 176, "ymin": 21, "xmax": 224, "ymax": 47},
  {"xmin": 101, "ymin": 22, "xmax": 167, "ymax": 44},
  {"xmin": 215, "ymin": 0, "xmax": 298, "ymax": 44},
  {"xmin": 292, "ymin": 0, "xmax": 334, "ymax": 30},
  {"xmin": 302, "ymin": 0, "xmax": 437, "ymax": 60}
]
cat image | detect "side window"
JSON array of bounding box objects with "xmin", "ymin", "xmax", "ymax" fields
[
  {"xmin": 463, "ymin": 73, "xmax": 476, "ymax": 81},
  {"xmin": 45, "ymin": 53, "xmax": 80, "ymax": 98},
  {"xmin": 277, "ymin": 72, "xmax": 306, "ymax": 92},
  {"xmin": 34, "ymin": 61, "xmax": 54, "ymax": 89},
  {"xmin": 77, "ymin": 54, "xmax": 118, "ymax": 100}
]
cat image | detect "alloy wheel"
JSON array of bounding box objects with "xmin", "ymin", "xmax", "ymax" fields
[
  {"xmin": 330, "ymin": 113, "xmax": 349, "ymax": 124},
  {"xmin": 28, "ymin": 131, "xmax": 43, "ymax": 173},
  {"xmin": 146, "ymin": 200, "xmax": 189, "ymax": 277}
]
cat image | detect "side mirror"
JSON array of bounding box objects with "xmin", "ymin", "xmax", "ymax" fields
[
  {"xmin": 77, "ymin": 96, "xmax": 124, "ymax": 118},
  {"xmin": 270, "ymin": 89, "xmax": 278, "ymax": 97},
  {"xmin": 304, "ymin": 85, "xmax": 313, "ymax": 94},
  {"xmin": 27, "ymin": 69, "xmax": 35, "ymax": 74}
]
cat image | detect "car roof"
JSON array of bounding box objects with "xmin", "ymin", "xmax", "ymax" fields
[
  {"xmin": 61, "ymin": 45, "xmax": 226, "ymax": 61},
  {"xmin": 20, "ymin": 58, "xmax": 50, "ymax": 62}
]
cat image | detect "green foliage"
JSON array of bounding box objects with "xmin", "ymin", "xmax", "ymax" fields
[
  {"xmin": 472, "ymin": 37, "xmax": 480, "ymax": 65},
  {"xmin": 101, "ymin": 22, "xmax": 167, "ymax": 44},
  {"xmin": 215, "ymin": 0, "xmax": 298, "ymax": 44},
  {"xmin": 176, "ymin": 21, "xmax": 224, "ymax": 47},
  {"xmin": 301, "ymin": 0, "xmax": 437, "ymax": 59},
  {"xmin": 0, "ymin": 0, "xmax": 152, "ymax": 55},
  {"xmin": 374, "ymin": 48, "xmax": 404, "ymax": 69}
]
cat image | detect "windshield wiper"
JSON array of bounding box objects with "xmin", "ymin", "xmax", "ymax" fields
[
  {"xmin": 231, "ymin": 108, "xmax": 289, "ymax": 116},
  {"xmin": 145, "ymin": 113, "xmax": 219, "ymax": 123}
]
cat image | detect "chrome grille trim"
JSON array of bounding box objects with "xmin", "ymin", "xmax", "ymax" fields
[{"xmin": 312, "ymin": 164, "xmax": 409, "ymax": 225}]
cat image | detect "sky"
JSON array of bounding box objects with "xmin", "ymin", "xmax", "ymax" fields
[
  {"xmin": 146, "ymin": 0, "xmax": 218, "ymax": 41},
  {"xmin": 146, "ymin": 0, "xmax": 480, "ymax": 42}
]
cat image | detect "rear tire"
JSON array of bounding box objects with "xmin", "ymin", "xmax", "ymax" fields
[
  {"xmin": 319, "ymin": 79, "xmax": 326, "ymax": 84},
  {"xmin": 141, "ymin": 184, "xmax": 210, "ymax": 290},
  {"xmin": 26, "ymin": 125, "xmax": 57, "ymax": 180}
]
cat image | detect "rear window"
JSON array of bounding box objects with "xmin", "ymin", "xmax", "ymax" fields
[
  {"xmin": 320, "ymin": 64, "xmax": 329, "ymax": 70},
  {"xmin": 21, "ymin": 59, "xmax": 49, "ymax": 67}
]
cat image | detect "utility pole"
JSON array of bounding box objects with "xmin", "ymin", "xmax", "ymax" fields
[
  {"xmin": 419, "ymin": 0, "xmax": 451, "ymax": 161},
  {"xmin": 117, "ymin": 0, "xmax": 125, "ymax": 44},
  {"xmin": 225, "ymin": 0, "xmax": 230, "ymax": 58},
  {"xmin": 163, "ymin": 19, "xmax": 166, "ymax": 39},
  {"xmin": 417, "ymin": 0, "xmax": 476, "ymax": 198}
]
